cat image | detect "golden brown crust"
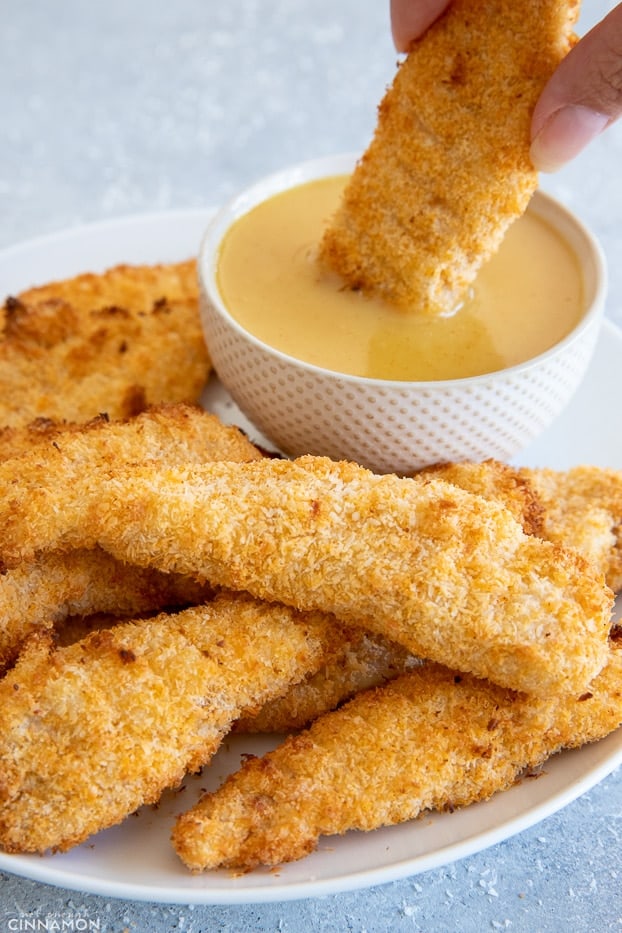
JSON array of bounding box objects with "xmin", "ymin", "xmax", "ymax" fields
[
  {"xmin": 318, "ymin": 0, "xmax": 579, "ymax": 313},
  {"xmin": 235, "ymin": 632, "xmax": 419, "ymax": 733},
  {"xmin": 0, "ymin": 260, "xmax": 210, "ymax": 427},
  {"xmin": 421, "ymin": 460, "xmax": 622, "ymax": 591},
  {"xmin": 523, "ymin": 465, "xmax": 622, "ymax": 592},
  {"xmin": 237, "ymin": 458, "xmax": 622, "ymax": 734},
  {"xmin": 0, "ymin": 592, "xmax": 346, "ymax": 854},
  {"xmin": 173, "ymin": 640, "xmax": 622, "ymax": 872},
  {"xmin": 0, "ymin": 415, "xmax": 105, "ymax": 461},
  {"xmin": 14, "ymin": 260, "xmax": 196, "ymax": 312},
  {"xmin": 420, "ymin": 459, "xmax": 545, "ymax": 536},
  {"xmin": 0, "ymin": 547, "xmax": 211, "ymax": 673},
  {"xmin": 0, "ymin": 403, "xmax": 262, "ymax": 566},
  {"xmin": 0, "ymin": 405, "xmax": 263, "ymax": 667},
  {"xmin": 86, "ymin": 456, "xmax": 612, "ymax": 695}
]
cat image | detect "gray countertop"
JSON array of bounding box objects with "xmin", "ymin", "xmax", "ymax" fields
[{"xmin": 1, "ymin": 2, "xmax": 622, "ymax": 930}]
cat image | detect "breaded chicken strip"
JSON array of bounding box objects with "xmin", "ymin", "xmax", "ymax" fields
[
  {"xmin": 236, "ymin": 459, "xmax": 622, "ymax": 733},
  {"xmin": 318, "ymin": 0, "xmax": 579, "ymax": 313},
  {"xmin": 88, "ymin": 456, "xmax": 612, "ymax": 695},
  {"xmin": 0, "ymin": 405, "xmax": 260, "ymax": 664},
  {"xmin": 0, "ymin": 260, "xmax": 210, "ymax": 427},
  {"xmin": 0, "ymin": 547, "xmax": 211, "ymax": 673},
  {"xmin": 0, "ymin": 592, "xmax": 348, "ymax": 854},
  {"xmin": 236, "ymin": 460, "xmax": 543, "ymax": 732},
  {"xmin": 420, "ymin": 459, "xmax": 544, "ymax": 535},
  {"xmin": 235, "ymin": 632, "xmax": 419, "ymax": 733},
  {"xmin": 0, "ymin": 403, "xmax": 262, "ymax": 566},
  {"xmin": 0, "ymin": 417, "xmax": 95, "ymax": 461},
  {"xmin": 173, "ymin": 639, "xmax": 622, "ymax": 871},
  {"xmin": 421, "ymin": 460, "xmax": 622, "ymax": 590},
  {"xmin": 523, "ymin": 465, "xmax": 622, "ymax": 592},
  {"xmin": 14, "ymin": 259, "xmax": 197, "ymax": 314}
]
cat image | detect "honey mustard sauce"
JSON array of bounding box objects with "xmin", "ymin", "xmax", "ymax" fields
[{"xmin": 217, "ymin": 176, "xmax": 583, "ymax": 381}]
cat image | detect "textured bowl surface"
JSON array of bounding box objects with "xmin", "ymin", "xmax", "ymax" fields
[{"xmin": 199, "ymin": 155, "xmax": 607, "ymax": 474}]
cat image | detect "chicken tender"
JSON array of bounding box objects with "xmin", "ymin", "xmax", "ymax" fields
[
  {"xmin": 0, "ymin": 547, "xmax": 211, "ymax": 673},
  {"xmin": 14, "ymin": 258, "xmax": 197, "ymax": 313},
  {"xmin": 235, "ymin": 632, "xmax": 419, "ymax": 733},
  {"xmin": 523, "ymin": 465, "xmax": 622, "ymax": 592},
  {"xmin": 0, "ymin": 260, "xmax": 210, "ymax": 427},
  {"xmin": 422, "ymin": 460, "xmax": 622, "ymax": 590},
  {"xmin": 0, "ymin": 417, "xmax": 93, "ymax": 461},
  {"xmin": 87, "ymin": 456, "xmax": 612, "ymax": 695},
  {"xmin": 318, "ymin": 0, "xmax": 579, "ymax": 313},
  {"xmin": 237, "ymin": 459, "xmax": 622, "ymax": 732},
  {"xmin": 0, "ymin": 592, "xmax": 348, "ymax": 854},
  {"xmin": 173, "ymin": 639, "xmax": 622, "ymax": 871},
  {"xmin": 420, "ymin": 459, "xmax": 544, "ymax": 535},
  {"xmin": 0, "ymin": 403, "xmax": 262, "ymax": 566}
]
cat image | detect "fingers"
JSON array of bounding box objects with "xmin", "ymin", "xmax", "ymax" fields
[
  {"xmin": 390, "ymin": 0, "xmax": 451, "ymax": 51},
  {"xmin": 390, "ymin": 4, "xmax": 622, "ymax": 171},
  {"xmin": 531, "ymin": 3, "xmax": 622, "ymax": 171}
]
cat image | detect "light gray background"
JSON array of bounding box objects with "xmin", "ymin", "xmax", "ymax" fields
[{"xmin": 1, "ymin": 2, "xmax": 621, "ymax": 930}]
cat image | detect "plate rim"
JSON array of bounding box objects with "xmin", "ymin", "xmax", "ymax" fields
[{"xmin": 0, "ymin": 207, "xmax": 216, "ymax": 256}]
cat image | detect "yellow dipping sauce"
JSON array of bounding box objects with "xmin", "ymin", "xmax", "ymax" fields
[{"xmin": 217, "ymin": 176, "xmax": 584, "ymax": 381}]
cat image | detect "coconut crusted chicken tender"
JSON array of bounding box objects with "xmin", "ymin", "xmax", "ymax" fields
[
  {"xmin": 86, "ymin": 456, "xmax": 612, "ymax": 695},
  {"xmin": 0, "ymin": 260, "xmax": 210, "ymax": 427},
  {"xmin": 235, "ymin": 632, "xmax": 419, "ymax": 734},
  {"xmin": 173, "ymin": 639, "xmax": 622, "ymax": 872},
  {"xmin": 237, "ymin": 459, "xmax": 622, "ymax": 733},
  {"xmin": 0, "ymin": 592, "xmax": 351, "ymax": 855},
  {"xmin": 522, "ymin": 465, "xmax": 622, "ymax": 593},
  {"xmin": 236, "ymin": 460, "xmax": 545, "ymax": 733},
  {"xmin": 0, "ymin": 405, "xmax": 261, "ymax": 666},
  {"xmin": 419, "ymin": 459, "xmax": 544, "ymax": 536},
  {"xmin": 0, "ymin": 547, "xmax": 211, "ymax": 674},
  {"xmin": 0, "ymin": 403, "xmax": 262, "ymax": 567},
  {"xmin": 421, "ymin": 459, "xmax": 622, "ymax": 591},
  {"xmin": 318, "ymin": 0, "xmax": 579, "ymax": 313}
]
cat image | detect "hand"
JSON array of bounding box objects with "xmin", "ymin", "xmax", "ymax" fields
[
  {"xmin": 389, "ymin": 0, "xmax": 451, "ymax": 50},
  {"xmin": 390, "ymin": 1, "xmax": 622, "ymax": 172},
  {"xmin": 530, "ymin": 4, "xmax": 622, "ymax": 170}
]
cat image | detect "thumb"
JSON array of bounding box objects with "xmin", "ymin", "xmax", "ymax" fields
[
  {"xmin": 390, "ymin": 0, "xmax": 452, "ymax": 52},
  {"xmin": 530, "ymin": 3, "xmax": 622, "ymax": 171}
]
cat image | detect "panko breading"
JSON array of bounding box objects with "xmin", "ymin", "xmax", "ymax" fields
[
  {"xmin": 0, "ymin": 260, "xmax": 210, "ymax": 427},
  {"xmin": 235, "ymin": 632, "xmax": 419, "ymax": 734},
  {"xmin": 318, "ymin": 0, "xmax": 579, "ymax": 313},
  {"xmin": 423, "ymin": 459, "xmax": 622, "ymax": 591},
  {"xmin": 236, "ymin": 459, "xmax": 622, "ymax": 733},
  {"xmin": 0, "ymin": 592, "xmax": 349, "ymax": 854},
  {"xmin": 420, "ymin": 459, "xmax": 544, "ymax": 536},
  {"xmin": 14, "ymin": 259, "xmax": 197, "ymax": 313},
  {"xmin": 0, "ymin": 547, "xmax": 211, "ymax": 673},
  {"xmin": 173, "ymin": 640, "xmax": 622, "ymax": 871},
  {"xmin": 0, "ymin": 417, "xmax": 95, "ymax": 462},
  {"xmin": 0, "ymin": 403, "xmax": 262, "ymax": 567},
  {"xmin": 85, "ymin": 456, "xmax": 612, "ymax": 695},
  {"xmin": 523, "ymin": 465, "xmax": 622, "ymax": 592},
  {"xmin": 0, "ymin": 404, "xmax": 261, "ymax": 666}
]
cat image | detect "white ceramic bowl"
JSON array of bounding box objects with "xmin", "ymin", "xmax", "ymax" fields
[{"xmin": 198, "ymin": 154, "xmax": 607, "ymax": 474}]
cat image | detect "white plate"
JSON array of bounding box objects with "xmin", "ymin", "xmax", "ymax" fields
[{"xmin": 0, "ymin": 210, "xmax": 620, "ymax": 905}]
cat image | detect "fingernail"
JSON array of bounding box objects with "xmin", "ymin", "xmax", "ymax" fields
[{"xmin": 530, "ymin": 104, "xmax": 609, "ymax": 172}]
